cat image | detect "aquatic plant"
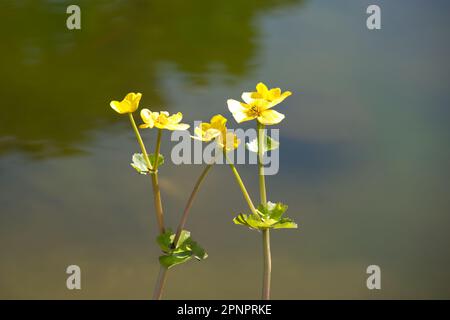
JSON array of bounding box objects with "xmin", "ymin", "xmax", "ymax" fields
[{"xmin": 109, "ymin": 82, "xmax": 297, "ymax": 300}]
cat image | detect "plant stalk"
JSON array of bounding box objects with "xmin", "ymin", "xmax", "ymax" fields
[
  {"xmin": 128, "ymin": 113, "xmax": 153, "ymax": 170},
  {"xmin": 150, "ymin": 129, "xmax": 165, "ymax": 235},
  {"xmin": 257, "ymin": 122, "xmax": 271, "ymax": 300},
  {"xmin": 262, "ymin": 228, "xmax": 271, "ymax": 300},
  {"xmin": 151, "ymin": 129, "xmax": 167, "ymax": 300},
  {"xmin": 128, "ymin": 115, "xmax": 166, "ymax": 299},
  {"xmin": 225, "ymin": 153, "xmax": 258, "ymax": 215},
  {"xmin": 152, "ymin": 266, "xmax": 168, "ymax": 300},
  {"xmin": 173, "ymin": 163, "xmax": 214, "ymax": 246},
  {"xmin": 257, "ymin": 122, "xmax": 267, "ymax": 205}
]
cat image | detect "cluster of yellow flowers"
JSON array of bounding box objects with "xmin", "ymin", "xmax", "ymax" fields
[
  {"xmin": 110, "ymin": 82, "xmax": 291, "ymax": 150},
  {"xmin": 109, "ymin": 82, "xmax": 293, "ymax": 300},
  {"xmin": 110, "ymin": 92, "xmax": 190, "ymax": 131}
]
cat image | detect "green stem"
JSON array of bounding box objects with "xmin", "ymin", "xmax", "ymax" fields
[
  {"xmin": 151, "ymin": 174, "xmax": 165, "ymax": 235},
  {"xmin": 225, "ymin": 153, "xmax": 258, "ymax": 215},
  {"xmin": 129, "ymin": 115, "xmax": 166, "ymax": 299},
  {"xmin": 262, "ymin": 229, "xmax": 271, "ymax": 300},
  {"xmin": 151, "ymin": 129, "xmax": 166, "ymax": 300},
  {"xmin": 149, "ymin": 129, "xmax": 165, "ymax": 235},
  {"xmin": 153, "ymin": 129, "xmax": 163, "ymax": 171},
  {"xmin": 152, "ymin": 266, "xmax": 168, "ymax": 300},
  {"xmin": 128, "ymin": 113, "xmax": 153, "ymax": 171},
  {"xmin": 257, "ymin": 121, "xmax": 271, "ymax": 300},
  {"xmin": 173, "ymin": 163, "xmax": 214, "ymax": 246},
  {"xmin": 257, "ymin": 122, "xmax": 267, "ymax": 205}
]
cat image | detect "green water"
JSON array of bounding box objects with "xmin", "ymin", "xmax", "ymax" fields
[{"xmin": 0, "ymin": 0, "xmax": 449, "ymax": 299}]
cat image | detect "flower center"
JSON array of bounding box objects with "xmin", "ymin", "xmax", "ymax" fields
[
  {"xmin": 157, "ymin": 114, "xmax": 168, "ymax": 124},
  {"xmin": 249, "ymin": 105, "xmax": 261, "ymax": 117}
]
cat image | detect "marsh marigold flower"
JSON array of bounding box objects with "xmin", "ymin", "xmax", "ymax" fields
[
  {"xmin": 243, "ymin": 82, "xmax": 292, "ymax": 107},
  {"xmin": 139, "ymin": 109, "xmax": 190, "ymax": 131},
  {"xmin": 192, "ymin": 114, "xmax": 240, "ymax": 151},
  {"xmin": 227, "ymin": 82, "xmax": 291, "ymax": 125},
  {"xmin": 227, "ymin": 98, "xmax": 285, "ymax": 125},
  {"xmin": 110, "ymin": 92, "xmax": 142, "ymax": 114}
]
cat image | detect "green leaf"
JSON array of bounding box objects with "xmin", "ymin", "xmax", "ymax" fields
[
  {"xmin": 246, "ymin": 134, "xmax": 279, "ymax": 153},
  {"xmin": 233, "ymin": 201, "xmax": 298, "ymax": 231},
  {"xmin": 272, "ymin": 218, "xmax": 298, "ymax": 229},
  {"xmin": 130, "ymin": 153, "xmax": 150, "ymax": 174},
  {"xmin": 233, "ymin": 214, "xmax": 251, "ymax": 227},
  {"xmin": 233, "ymin": 213, "xmax": 274, "ymax": 230},
  {"xmin": 149, "ymin": 153, "xmax": 164, "ymax": 168},
  {"xmin": 156, "ymin": 229, "xmax": 208, "ymax": 269},
  {"xmin": 188, "ymin": 239, "xmax": 208, "ymax": 261},
  {"xmin": 156, "ymin": 229, "xmax": 174, "ymax": 253},
  {"xmin": 130, "ymin": 153, "xmax": 164, "ymax": 175},
  {"xmin": 159, "ymin": 253, "xmax": 192, "ymax": 269},
  {"xmin": 258, "ymin": 201, "xmax": 288, "ymax": 220},
  {"xmin": 246, "ymin": 214, "xmax": 271, "ymax": 229},
  {"xmin": 175, "ymin": 230, "xmax": 191, "ymax": 248}
]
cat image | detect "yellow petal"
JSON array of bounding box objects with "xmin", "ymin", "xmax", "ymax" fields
[
  {"xmin": 218, "ymin": 132, "xmax": 240, "ymax": 151},
  {"xmin": 241, "ymin": 92, "xmax": 254, "ymax": 104},
  {"xmin": 281, "ymin": 91, "xmax": 292, "ymax": 99},
  {"xmin": 191, "ymin": 135, "xmax": 206, "ymax": 141},
  {"xmin": 269, "ymin": 90, "xmax": 292, "ymax": 107},
  {"xmin": 193, "ymin": 126, "xmax": 207, "ymax": 140},
  {"xmin": 110, "ymin": 100, "xmax": 127, "ymax": 114},
  {"xmin": 268, "ymin": 88, "xmax": 281, "ymax": 100},
  {"xmin": 168, "ymin": 112, "xmax": 183, "ymax": 124},
  {"xmin": 125, "ymin": 92, "xmax": 135, "ymax": 101},
  {"xmin": 200, "ymin": 122, "xmax": 212, "ymax": 132},
  {"xmin": 123, "ymin": 92, "xmax": 141, "ymax": 113},
  {"xmin": 125, "ymin": 92, "xmax": 142, "ymax": 104},
  {"xmin": 140, "ymin": 109, "xmax": 154, "ymax": 128},
  {"xmin": 250, "ymin": 92, "xmax": 263, "ymax": 99},
  {"xmin": 207, "ymin": 128, "xmax": 222, "ymax": 138},
  {"xmin": 194, "ymin": 124, "xmax": 211, "ymax": 141},
  {"xmin": 166, "ymin": 123, "xmax": 190, "ymax": 131},
  {"xmin": 140, "ymin": 108, "xmax": 151, "ymax": 120},
  {"xmin": 193, "ymin": 117, "xmax": 224, "ymax": 141},
  {"xmin": 204, "ymin": 128, "xmax": 222, "ymax": 141},
  {"xmin": 109, "ymin": 92, "xmax": 141, "ymax": 114},
  {"xmin": 258, "ymin": 109, "xmax": 285, "ymax": 125},
  {"xmin": 256, "ymin": 82, "xmax": 269, "ymax": 95},
  {"xmin": 253, "ymin": 99, "xmax": 272, "ymax": 112},
  {"xmin": 227, "ymin": 99, "xmax": 255, "ymax": 123},
  {"xmin": 210, "ymin": 114, "xmax": 227, "ymax": 129}
]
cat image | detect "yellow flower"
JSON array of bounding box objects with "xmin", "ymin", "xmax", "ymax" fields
[
  {"xmin": 227, "ymin": 98, "xmax": 285, "ymax": 125},
  {"xmin": 192, "ymin": 114, "xmax": 240, "ymax": 151},
  {"xmin": 227, "ymin": 82, "xmax": 291, "ymax": 125},
  {"xmin": 217, "ymin": 131, "xmax": 240, "ymax": 151},
  {"xmin": 193, "ymin": 114, "xmax": 227, "ymax": 141},
  {"xmin": 242, "ymin": 82, "xmax": 292, "ymax": 107},
  {"xmin": 110, "ymin": 92, "xmax": 142, "ymax": 114},
  {"xmin": 139, "ymin": 109, "xmax": 190, "ymax": 131}
]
